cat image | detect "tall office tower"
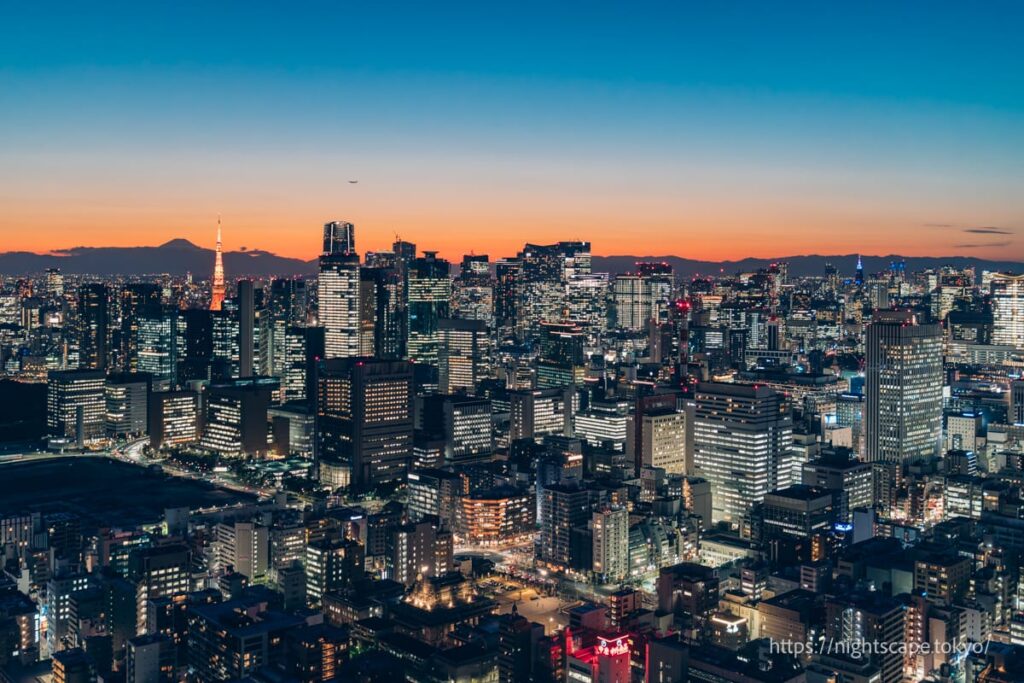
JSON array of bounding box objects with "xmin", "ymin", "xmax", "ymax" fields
[
  {"xmin": 865, "ymin": 310, "xmax": 943, "ymax": 463},
  {"xmin": 494, "ymin": 258, "xmax": 523, "ymax": 338},
  {"xmin": 854, "ymin": 254, "xmax": 865, "ymax": 287},
  {"xmin": 592, "ymin": 506, "xmax": 630, "ymax": 584},
  {"xmin": 438, "ymin": 318, "xmax": 485, "ymax": 394},
  {"xmin": 636, "ymin": 261, "xmax": 674, "ymax": 322},
  {"xmin": 516, "ymin": 241, "xmax": 590, "ymax": 340},
  {"xmin": 316, "ymin": 358, "xmax": 414, "ymax": 492},
  {"xmin": 991, "ymin": 273, "xmax": 1024, "ymax": 351},
  {"xmin": 211, "ymin": 302, "xmax": 240, "ymax": 379},
  {"xmin": 452, "ymin": 255, "xmax": 494, "ymax": 326},
  {"xmin": 237, "ymin": 280, "xmax": 255, "ymax": 377},
  {"xmin": 134, "ymin": 307, "xmax": 179, "ymax": 388},
  {"xmin": 78, "ymin": 283, "xmax": 110, "ymax": 370},
  {"xmin": 392, "ymin": 239, "xmax": 416, "ymax": 325},
  {"xmin": 210, "ymin": 218, "xmax": 226, "ymax": 312},
  {"xmin": 641, "ymin": 407, "xmax": 693, "ymax": 475},
  {"xmin": 612, "ymin": 275, "xmax": 646, "ymax": 331},
  {"xmin": 358, "ymin": 266, "xmax": 403, "ymax": 359},
  {"xmin": 200, "ymin": 377, "xmax": 277, "ymax": 458},
  {"xmin": 509, "ymin": 387, "xmax": 572, "ymax": 442},
  {"xmin": 1011, "ymin": 380, "xmax": 1024, "ymax": 426},
  {"xmin": 105, "ymin": 373, "xmax": 149, "ymax": 437},
  {"xmin": 323, "ymin": 220, "xmax": 356, "ymax": 256},
  {"xmin": 47, "ymin": 369, "xmax": 106, "ymax": 445},
  {"xmin": 536, "ymin": 322, "xmax": 586, "ymax": 388},
  {"xmin": 128, "ymin": 544, "xmax": 191, "ymax": 633},
  {"xmin": 357, "ymin": 268, "xmax": 379, "ymax": 357},
  {"xmin": 407, "ymin": 252, "xmax": 452, "ymax": 368},
  {"xmin": 566, "ymin": 272, "xmax": 610, "ymax": 339},
  {"xmin": 460, "ymin": 254, "xmax": 490, "ymax": 278},
  {"xmin": 46, "ymin": 267, "xmax": 64, "ymax": 298},
  {"xmin": 613, "ymin": 265, "xmax": 672, "ymax": 332},
  {"xmin": 693, "ymin": 382, "xmax": 793, "ymax": 525},
  {"xmin": 268, "ymin": 277, "xmax": 308, "ymax": 325},
  {"xmin": 318, "ymin": 252, "xmax": 361, "ymax": 359},
  {"xmin": 265, "ymin": 278, "xmax": 308, "ymax": 380},
  {"xmin": 365, "ymin": 250, "xmax": 397, "ymax": 268},
  {"xmin": 539, "ymin": 482, "xmax": 593, "ymax": 567},
  {"xmin": 148, "ymin": 390, "xmax": 200, "ymax": 450},
  {"xmin": 282, "ymin": 326, "xmax": 311, "ymax": 403},
  {"xmin": 179, "ymin": 309, "xmax": 213, "ymax": 383},
  {"xmin": 120, "ymin": 283, "xmax": 162, "ymax": 372},
  {"xmin": 392, "ymin": 239, "xmax": 416, "ymax": 281}
]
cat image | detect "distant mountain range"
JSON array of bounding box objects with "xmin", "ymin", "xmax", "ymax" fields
[
  {"xmin": 0, "ymin": 239, "xmax": 315, "ymax": 277},
  {"xmin": 591, "ymin": 254, "xmax": 1024, "ymax": 279},
  {"xmin": 0, "ymin": 240, "xmax": 1021, "ymax": 279}
]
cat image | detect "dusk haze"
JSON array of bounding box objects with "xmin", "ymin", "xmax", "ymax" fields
[{"xmin": 2, "ymin": 2, "xmax": 1022, "ymax": 261}]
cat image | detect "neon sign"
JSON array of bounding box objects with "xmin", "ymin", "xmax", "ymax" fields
[{"xmin": 596, "ymin": 635, "xmax": 630, "ymax": 657}]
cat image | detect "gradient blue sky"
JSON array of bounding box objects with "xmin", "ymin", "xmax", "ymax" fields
[{"xmin": 2, "ymin": 1, "xmax": 1023, "ymax": 260}]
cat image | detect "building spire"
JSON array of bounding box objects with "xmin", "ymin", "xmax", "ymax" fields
[{"xmin": 210, "ymin": 215, "xmax": 226, "ymax": 311}]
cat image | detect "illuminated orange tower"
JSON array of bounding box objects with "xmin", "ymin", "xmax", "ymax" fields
[{"xmin": 209, "ymin": 216, "xmax": 226, "ymax": 311}]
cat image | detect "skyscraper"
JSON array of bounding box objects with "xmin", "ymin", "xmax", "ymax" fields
[
  {"xmin": 323, "ymin": 220, "xmax": 355, "ymax": 256},
  {"xmin": 539, "ymin": 322, "xmax": 587, "ymax": 389},
  {"xmin": 200, "ymin": 377, "xmax": 277, "ymax": 458},
  {"xmin": 991, "ymin": 272, "xmax": 1024, "ymax": 351},
  {"xmin": 407, "ymin": 252, "xmax": 452, "ymax": 369},
  {"xmin": 452, "ymin": 255, "xmax": 494, "ymax": 326},
  {"xmin": 359, "ymin": 266, "xmax": 404, "ymax": 359},
  {"xmin": 120, "ymin": 282, "xmax": 162, "ymax": 372},
  {"xmin": 77, "ymin": 283, "xmax": 110, "ymax": 370},
  {"xmin": 438, "ymin": 318, "xmax": 485, "ymax": 394},
  {"xmin": 692, "ymin": 382, "xmax": 794, "ymax": 524},
  {"xmin": 134, "ymin": 307, "xmax": 179, "ymax": 388},
  {"xmin": 210, "ymin": 218, "xmax": 226, "ymax": 312},
  {"xmin": 47, "ymin": 369, "xmax": 106, "ymax": 446},
  {"xmin": 318, "ymin": 252, "xmax": 361, "ymax": 359},
  {"xmin": 316, "ymin": 358, "xmax": 414, "ymax": 492},
  {"xmin": 865, "ymin": 310, "xmax": 943, "ymax": 463},
  {"xmin": 237, "ymin": 279, "xmax": 255, "ymax": 377}
]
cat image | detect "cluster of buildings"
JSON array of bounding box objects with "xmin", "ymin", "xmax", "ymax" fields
[{"xmin": 3, "ymin": 224, "xmax": 1024, "ymax": 681}]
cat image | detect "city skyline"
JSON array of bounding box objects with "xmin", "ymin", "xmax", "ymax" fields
[
  {"xmin": 6, "ymin": 6, "xmax": 1024, "ymax": 682},
  {"xmin": 3, "ymin": 3, "xmax": 1023, "ymax": 260}
]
